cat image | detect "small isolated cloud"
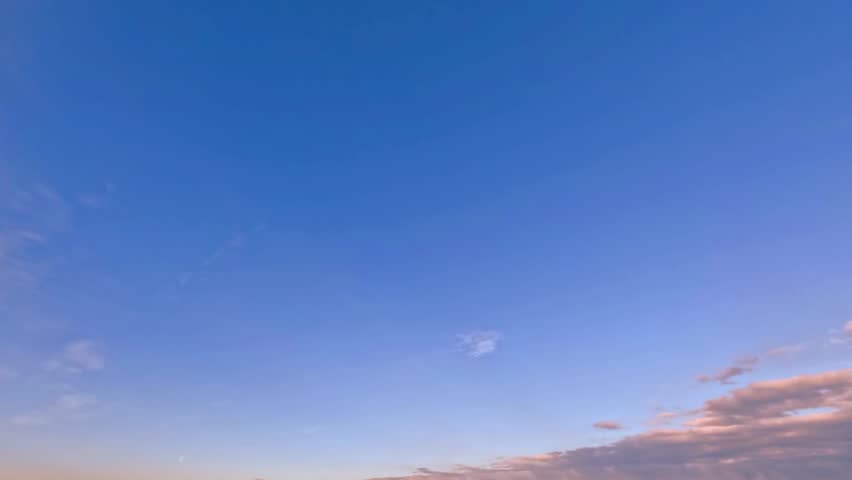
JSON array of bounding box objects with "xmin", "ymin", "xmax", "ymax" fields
[
  {"xmin": 593, "ymin": 420, "xmax": 625, "ymax": 430},
  {"xmin": 697, "ymin": 366, "xmax": 752, "ymax": 385},
  {"xmin": 44, "ymin": 340, "xmax": 105, "ymax": 374},
  {"xmin": 845, "ymin": 321, "xmax": 852, "ymax": 336},
  {"xmin": 457, "ymin": 330, "xmax": 502, "ymax": 358}
]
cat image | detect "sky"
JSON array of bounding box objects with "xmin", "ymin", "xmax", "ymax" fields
[{"xmin": 1, "ymin": 1, "xmax": 852, "ymax": 479}]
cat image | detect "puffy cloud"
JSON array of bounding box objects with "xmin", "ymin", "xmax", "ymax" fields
[
  {"xmin": 592, "ymin": 421, "xmax": 624, "ymax": 430},
  {"xmin": 367, "ymin": 369, "xmax": 852, "ymax": 480},
  {"xmin": 845, "ymin": 321, "xmax": 852, "ymax": 336},
  {"xmin": 457, "ymin": 331, "xmax": 502, "ymax": 358}
]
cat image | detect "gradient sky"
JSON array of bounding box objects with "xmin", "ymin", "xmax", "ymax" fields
[{"xmin": 1, "ymin": 2, "xmax": 852, "ymax": 480}]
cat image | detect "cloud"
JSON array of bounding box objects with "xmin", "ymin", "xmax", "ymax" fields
[
  {"xmin": 647, "ymin": 410, "xmax": 685, "ymax": 427},
  {"xmin": 593, "ymin": 420, "xmax": 625, "ymax": 430},
  {"xmin": 75, "ymin": 193, "xmax": 106, "ymax": 208},
  {"xmin": 74, "ymin": 181, "xmax": 116, "ymax": 209},
  {"xmin": 174, "ymin": 225, "xmax": 265, "ymax": 289},
  {"xmin": 765, "ymin": 344, "xmax": 804, "ymax": 356},
  {"xmin": 697, "ymin": 366, "xmax": 753, "ymax": 385},
  {"xmin": 64, "ymin": 340, "xmax": 105, "ymax": 371},
  {"xmin": 697, "ymin": 355, "xmax": 760, "ymax": 385},
  {"xmin": 0, "ymin": 176, "xmax": 72, "ymax": 312},
  {"xmin": 827, "ymin": 321, "xmax": 852, "ymax": 346},
  {"xmin": 56, "ymin": 393, "xmax": 97, "ymax": 410},
  {"xmin": 9, "ymin": 414, "xmax": 50, "ymax": 427},
  {"xmin": 366, "ymin": 369, "xmax": 852, "ymax": 480},
  {"xmin": 0, "ymin": 366, "xmax": 17, "ymax": 381},
  {"xmin": 300, "ymin": 425, "xmax": 325, "ymax": 435},
  {"xmin": 735, "ymin": 355, "xmax": 759, "ymax": 366},
  {"xmin": 44, "ymin": 340, "xmax": 105, "ymax": 373},
  {"xmin": 457, "ymin": 331, "xmax": 502, "ymax": 358},
  {"xmin": 9, "ymin": 392, "xmax": 98, "ymax": 428}
]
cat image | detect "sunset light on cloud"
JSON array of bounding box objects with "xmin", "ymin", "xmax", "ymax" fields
[{"xmin": 2, "ymin": 2, "xmax": 852, "ymax": 480}]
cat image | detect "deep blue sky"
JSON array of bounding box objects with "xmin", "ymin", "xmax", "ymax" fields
[{"xmin": 2, "ymin": 2, "xmax": 852, "ymax": 479}]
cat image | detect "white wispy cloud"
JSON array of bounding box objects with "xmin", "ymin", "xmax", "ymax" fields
[
  {"xmin": 56, "ymin": 393, "xmax": 97, "ymax": 410},
  {"xmin": 0, "ymin": 175, "xmax": 72, "ymax": 312},
  {"xmin": 175, "ymin": 224, "xmax": 265, "ymax": 289},
  {"xmin": 457, "ymin": 330, "xmax": 502, "ymax": 358},
  {"xmin": 9, "ymin": 414, "xmax": 50, "ymax": 427},
  {"xmin": 8, "ymin": 392, "xmax": 98, "ymax": 428},
  {"xmin": 44, "ymin": 340, "xmax": 105, "ymax": 374},
  {"xmin": 827, "ymin": 321, "xmax": 852, "ymax": 346}
]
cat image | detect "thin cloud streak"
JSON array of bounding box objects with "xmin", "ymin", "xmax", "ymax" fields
[{"xmin": 697, "ymin": 366, "xmax": 753, "ymax": 385}]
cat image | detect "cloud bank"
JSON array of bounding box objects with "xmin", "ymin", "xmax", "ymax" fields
[{"xmin": 368, "ymin": 369, "xmax": 852, "ymax": 480}]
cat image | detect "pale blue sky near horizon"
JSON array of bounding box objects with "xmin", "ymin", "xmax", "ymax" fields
[{"xmin": 2, "ymin": 1, "xmax": 852, "ymax": 479}]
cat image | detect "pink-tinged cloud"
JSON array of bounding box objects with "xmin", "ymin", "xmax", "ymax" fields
[
  {"xmin": 845, "ymin": 320, "xmax": 852, "ymax": 336},
  {"xmin": 366, "ymin": 369, "xmax": 852, "ymax": 480},
  {"xmin": 697, "ymin": 366, "xmax": 752, "ymax": 384},
  {"xmin": 592, "ymin": 420, "xmax": 624, "ymax": 430}
]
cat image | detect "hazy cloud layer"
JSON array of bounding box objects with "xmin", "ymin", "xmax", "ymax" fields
[{"xmin": 367, "ymin": 369, "xmax": 852, "ymax": 480}]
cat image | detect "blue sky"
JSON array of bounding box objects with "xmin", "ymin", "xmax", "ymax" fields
[{"xmin": 2, "ymin": 2, "xmax": 852, "ymax": 479}]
